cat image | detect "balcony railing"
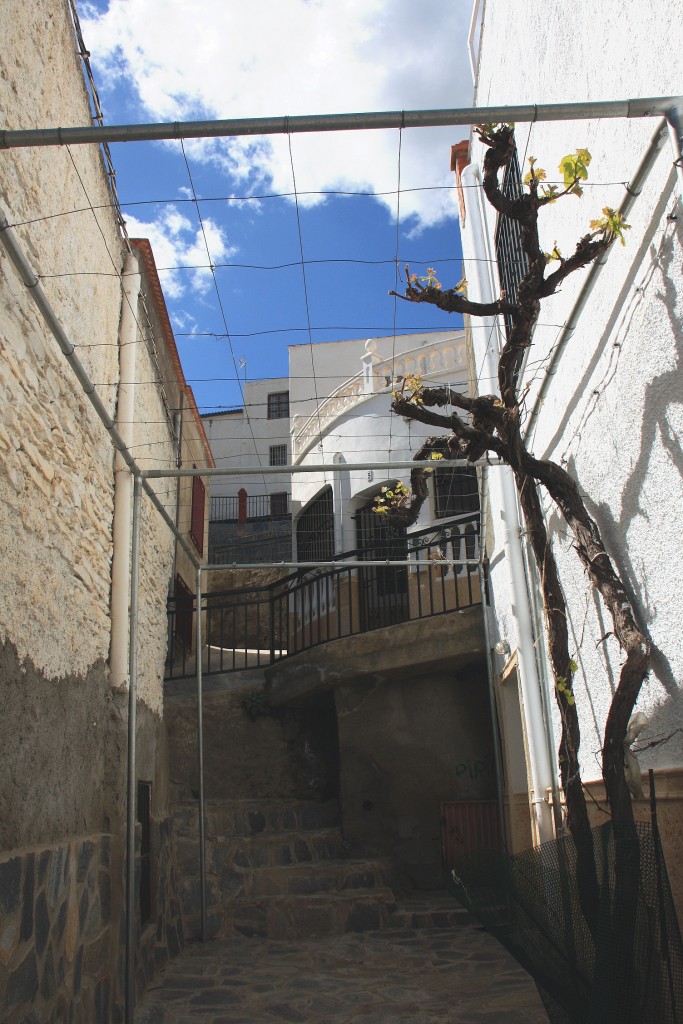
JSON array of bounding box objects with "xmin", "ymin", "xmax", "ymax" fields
[
  {"xmin": 166, "ymin": 512, "xmax": 482, "ymax": 680},
  {"xmin": 210, "ymin": 492, "xmax": 291, "ymax": 522},
  {"xmin": 292, "ymin": 335, "xmax": 467, "ymax": 460}
]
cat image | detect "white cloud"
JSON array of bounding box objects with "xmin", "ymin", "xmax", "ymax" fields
[
  {"xmin": 123, "ymin": 205, "xmax": 237, "ymax": 297},
  {"xmin": 82, "ymin": 0, "xmax": 473, "ymax": 228}
]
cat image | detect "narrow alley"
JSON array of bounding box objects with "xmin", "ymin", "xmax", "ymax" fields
[{"xmin": 134, "ymin": 920, "xmax": 547, "ymax": 1023}]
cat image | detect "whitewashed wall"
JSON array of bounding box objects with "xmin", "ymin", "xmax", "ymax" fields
[
  {"xmin": 466, "ymin": 0, "xmax": 683, "ymax": 778},
  {"xmin": 203, "ymin": 377, "xmax": 290, "ymax": 503},
  {"xmin": 292, "ymin": 331, "xmax": 469, "ymax": 551}
]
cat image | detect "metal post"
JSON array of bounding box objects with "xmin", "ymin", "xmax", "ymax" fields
[
  {"xmin": 195, "ymin": 565, "xmax": 207, "ymax": 941},
  {"xmin": 666, "ymin": 103, "xmax": 683, "ymax": 198},
  {"xmin": 0, "ymin": 97, "xmax": 680, "ymax": 150},
  {"xmin": 125, "ymin": 474, "xmax": 142, "ymax": 1024}
]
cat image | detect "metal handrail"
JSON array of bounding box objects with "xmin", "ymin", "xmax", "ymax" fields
[{"xmin": 166, "ymin": 513, "xmax": 482, "ymax": 679}]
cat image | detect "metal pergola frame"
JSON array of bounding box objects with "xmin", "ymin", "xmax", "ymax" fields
[{"xmin": 1, "ymin": 96, "xmax": 682, "ymax": 1024}]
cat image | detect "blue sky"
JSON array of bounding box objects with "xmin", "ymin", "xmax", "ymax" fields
[{"xmin": 81, "ymin": 0, "xmax": 475, "ymax": 412}]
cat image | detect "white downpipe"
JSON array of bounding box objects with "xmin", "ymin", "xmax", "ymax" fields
[
  {"xmin": 462, "ymin": 162, "xmax": 555, "ymax": 843},
  {"xmin": 110, "ymin": 252, "xmax": 141, "ymax": 689}
]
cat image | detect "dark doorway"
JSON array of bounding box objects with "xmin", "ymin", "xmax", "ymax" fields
[{"xmin": 137, "ymin": 781, "xmax": 152, "ymax": 926}]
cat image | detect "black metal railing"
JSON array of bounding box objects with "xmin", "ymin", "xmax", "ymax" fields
[
  {"xmin": 165, "ymin": 512, "xmax": 482, "ymax": 680},
  {"xmin": 210, "ymin": 493, "xmax": 291, "ymax": 522}
]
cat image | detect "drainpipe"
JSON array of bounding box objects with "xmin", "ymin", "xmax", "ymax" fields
[
  {"xmin": 110, "ymin": 252, "xmax": 141, "ymax": 688},
  {"xmin": 667, "ymin": 102, "xmax": 683, "ymax": 198},
  {"xmin": 195, "ymin": 563, "xmax": 207, "ymax": 941},
  {"xmin": 478, "ymin": 465, "xmax": 508, "ymax": 852},
  {"xmin": 125, "ymin": 474, "xmax": 142, "ymax": 1024},
  {"xmin": 462, "ymin": 162, "xmax": 555, "ymax": 843}
]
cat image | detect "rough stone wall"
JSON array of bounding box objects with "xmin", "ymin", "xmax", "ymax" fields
[
  {"xmin": 0, "ymin": 4, "xmax": 186, "ymax": 1019},
  {"xmin": 335, "ymin": 664, "xmax": 495, "ymax": 890},
  {"xmin": 0, "ymin": 823, "xmax": 183, "ymax": 1024},
  {"xmin": 165, "ymin": 674, "xmax": 339, "ymax": 804},
  {"xmin": 0, "ymin": 0, "xmax": 124, "ymax": 680}
]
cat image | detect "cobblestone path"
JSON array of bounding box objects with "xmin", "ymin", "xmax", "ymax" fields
[{"xmin": 135, "ymin": 923, "xmax": 548, "ymax": 1023}]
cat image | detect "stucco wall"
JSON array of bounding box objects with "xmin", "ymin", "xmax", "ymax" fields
[
  {"xmin": 202, "ymin": 377, "xmax": 290, "ymax": 503},
  {"xmin": 465, "ymin": 0, "xmax": 683, "ymax": 785},
  {"xmin": 292, "ymin": 331, "xmax": 469, "ymax": 550}
]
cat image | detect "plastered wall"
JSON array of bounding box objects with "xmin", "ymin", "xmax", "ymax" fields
[{"xmin": 467, "ymin": 0, "xmax": 683, "ymax": 783}]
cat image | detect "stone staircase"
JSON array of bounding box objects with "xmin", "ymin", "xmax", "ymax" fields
[{"xmin": 172, "ymin": 797, "xmax": 401, "ymax": 940}]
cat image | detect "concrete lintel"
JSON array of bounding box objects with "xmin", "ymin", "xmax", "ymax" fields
[{"xmin": 265, "ymin": 608, "xmax": 486, "ymax": 708}]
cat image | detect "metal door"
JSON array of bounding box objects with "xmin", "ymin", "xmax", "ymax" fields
[{"xmin": 441, "ymin": 800, "xmax": 501, "ymax": 874}]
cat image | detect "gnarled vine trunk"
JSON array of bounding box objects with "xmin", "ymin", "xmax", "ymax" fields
[{"xmin": 386, "ymin": 127, "xmax": 651, "ymax": 935}]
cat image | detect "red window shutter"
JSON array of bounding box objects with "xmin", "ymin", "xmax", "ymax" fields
[{"xmin": 190, "ymin": 476, "xmax": 206, "ymax": 555}]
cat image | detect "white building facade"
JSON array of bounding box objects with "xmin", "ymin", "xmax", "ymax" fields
[{"xmin": 459, "ymin": 0, "xmax": 683, "ymax": 879}]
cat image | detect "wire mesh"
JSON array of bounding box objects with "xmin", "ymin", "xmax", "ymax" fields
[{"xmin": 448, "ymin": 821, "xmax": 683, "ymax": 1024}]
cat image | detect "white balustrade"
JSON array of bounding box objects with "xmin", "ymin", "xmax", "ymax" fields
[{"xmin": 292, "ymin": 336, "xmax": 467, "ymax": 460}]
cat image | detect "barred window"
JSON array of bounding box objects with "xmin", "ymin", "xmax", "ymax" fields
[
  {"xmin": 270, "ymin": 492, "xmax": 289, "ymax": 517},
  {"xmin": 269, "ymin": 444, "xmax": 288, "ymax": 466},
  {"xmin": 495, "ymin": 146, "xmax": 528, "ymax": 316},
  {"xmin": 434, "ymin": 467, "xmax": 480, "ymax": 519},
  {"xmin": 297, "ymin": 487, "xmax": 334, "ymax": 562},
  {"xmin": 495, "ymin": 142, "xmax": 529, "ymax": 388},
  {"xmin": 267, "ymin": 391, "xmax": 289, "ymax": 419}
]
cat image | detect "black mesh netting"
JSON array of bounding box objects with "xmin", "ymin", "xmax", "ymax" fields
[{"xmin": 448, "ymin": 822, "xmax": 683, "ymax": 1024}]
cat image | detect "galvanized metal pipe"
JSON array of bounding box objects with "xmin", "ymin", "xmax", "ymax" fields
[
  {"xmin": 0, "ymin": 97, "xmax": 680, "ymax": 150},
  {"xmin": 125, "ymin": 474, "xmax": 142, "ymax": 1024},
  {"xmin": 0, "ymin": 202, "xmax": 200, "ymax": 572},
  {"xmin": 666, "ymin": 103, "xmax": 683, "ymax": 197},
  {"xmin": 110, "ymin": 251, "xmax": 142, "ymax": 689},
  {"xmin": 0, "ymin": 206, "xmax": 133, "ymax": 465},
  {"xmin": 195, "ymin": 565, "xmax": 207, "ymax": 941},
  {"xmin": 469, "ymin": 165, "xmax": 555, "ymax": 843},
  {"xmin": 142, "ymin": 458, "xmax": 502, "ymax": 479},
  {"xmin": 202, "ymin": 558, "xmax": 481, "ymax": 571}
]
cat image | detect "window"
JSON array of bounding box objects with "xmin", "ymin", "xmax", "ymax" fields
[
  {"xmin": 267, "ymin": 391, "xmax": 289, "ymax": 419},
  {"xmin": 434, "ymin": 467, "xmax": 480, "ymax": 519},
  {"xmin": 269, "ymin": 444, "xmax": 288, "ymax": 466},
  {"xmin": 190, "ymin": 472, "xmax": 206, "ymax": 555},
  {"xmin": 174, "ymin": 574, "xmax": 193, "ymax": 650},
  {"xmin": 494, "ymin": 142, "xmax": 529, "ymax": 385},
  {"xmin": 270, "ymin": 492, "xmax": 289, "ymax": 517}
]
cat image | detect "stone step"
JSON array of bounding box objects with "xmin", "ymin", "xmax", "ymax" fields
[
  {"xmin": 172, "ymin": 798, "xmax": 340, "ymax": 839},
  {"xmin": 176, "ymin": 827, "xmax": 348, "ymax": 879},
  {"xmin": 221, "ymin": 888, "xmax": 398, "ymax": 940},
  {"xmin": 244, "ymin": 858, "xmax": 392, "ymax": 898},
  {"xmin": 388, "ymin": 891, "xmax": 472, "ymax": 930}
]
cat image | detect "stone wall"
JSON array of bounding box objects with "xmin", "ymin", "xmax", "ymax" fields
[
  {"xmin": 0, "ymin": 4, "xmax": 188, "ymax": 1020},
  {"xmin": 0, "ymin": 822, "xmax": 183, "ymax": 1024},
  {"xmin": 0, "ymin": 0, "xmax": 123, "ymax": 681},
  {"xmin": 335, "ymin": 663, "xmax": 495, "ymax": 890}
]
